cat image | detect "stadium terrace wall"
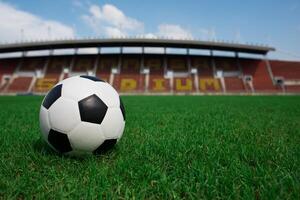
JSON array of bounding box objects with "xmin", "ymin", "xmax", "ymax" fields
[{"xmin": 0, "ymin": 39, "xmax": 299, "ymax": 95}]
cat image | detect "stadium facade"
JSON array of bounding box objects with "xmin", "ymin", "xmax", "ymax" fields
[{"xmin": 0, "ymin": 38, "xmax": 299, "ymax": 94}]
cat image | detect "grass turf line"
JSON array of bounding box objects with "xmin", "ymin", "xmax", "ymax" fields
[{"xmin": 0, "ymin": 96, "xmax": 299, "ymax": 199}]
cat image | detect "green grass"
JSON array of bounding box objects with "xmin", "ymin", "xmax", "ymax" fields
[{"xmin": 0, "ymin": 95, "xmax": 299, "ymax": 199}]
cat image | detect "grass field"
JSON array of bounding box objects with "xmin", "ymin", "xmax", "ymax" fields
[{"xmin": 0, "ymin": 95, "xmax": 299, "ymax": 199}]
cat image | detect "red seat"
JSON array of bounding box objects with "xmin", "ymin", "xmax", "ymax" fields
[
  {"xmin": 168, "ymin": 56, "xmax": 187, "ymax": 72},
  {"xmin": 47, "ymin": 56, "xmax": 71, "ymax": 75},
  {"xmin": 224, "ymin": 77, "xmax": 245, "ymax": 92},
  {"xmin": 270, "ymin": 60, "xmax": 300, "ymax": 80},
  {"xmin": 145, "ymin": 56, "xmax": 164, "ymax": 74},
  {"xmin": 0, "ymin": 59, "xmax": 18, "ymax": 80},
  {"xmin": 286, "ymin": 85, "xmax": 300, "ymax": 92},
  {"xmin": 7, "ymin": 77, "xmax": 33, "ymax": 93},
  {"xmin": 96, "ymin": 56, "xmax": 117, "ymax": 81},
  {"xmin": 149, "ymin": 75, "xmax": 170, "ymax": 92},
  {"xmin": 215, "ymin": 57, "xmax": 239, "ymax": 71},
  {"xmin": 72, "ymin": 56, "xmax": 95, "ymax": 72},
  {"xmin": 191, "ymin": 57, "xmax": 213, "ymax": 77},
  {"xmin": 20, "ymin": 58, "xmax": 45, "ymax": 71},
  {"xmin": 241, "ymin": 59, "xmax": 278, "ymax": 92}
]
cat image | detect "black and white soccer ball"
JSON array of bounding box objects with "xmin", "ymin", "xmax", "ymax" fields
[{"xmin": 39, "ymin": 75, "xmax": 125, "ymax": 155}]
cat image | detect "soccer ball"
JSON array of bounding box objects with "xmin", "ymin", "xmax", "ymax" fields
[{"xmin": 39, "ymin": 75, "xmax": 125, "ymax": 155}]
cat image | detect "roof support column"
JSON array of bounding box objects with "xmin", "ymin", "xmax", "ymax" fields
[
  {"xmin": 22, "ymin": 51, "xmax": 28, "ymax": 57},
  {"xmin": 263, "ymin": 54, "xmax": 275, "ymax": 85},
  {"xmin": 210, "ymin": 50, "xmax": 216, "ymax": 77},
  {"xmin": 187, "ymin": 48, "xmax": 191, "ymax": 73},
  {"xmin": 141, "ymin": 46, "xmax": 145, "ymax": 72},
  {"xmin": 235, "ymin": 52, "xmax": 243, "ymax": 76},
  {"xmin": 141, "ymin": 46, "xmax": 149, "ymax": 93},
  {"xmin": 163, "ymin": 47, "xmax": 167, "ymax": 75},
  {"xmin": 93, "ymin": 48, "xmax": 101, "ymax": 76},
  {"xmin": 15, "ymin": 51, "xmax": 27, "ymax": 73},
  {"xmin": 42, "ymin": 49, "xmax": 53, "ymax": 76},
  {"xmin": 69, "ymin": 48, "xmax": 78, "ymax": 74},
  {"xmin": 118, "ymin": 47, "xmax": 123, "ymax": 73}
]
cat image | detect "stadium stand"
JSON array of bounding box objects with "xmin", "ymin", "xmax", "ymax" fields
[
  {"xmin": 174, "ymin": 78, "xmax": 195, "ymax": 92},
  {"xmin": 113, "ymin": 55, "xmax": 145, "ymax": 92},
  {"xmin": 168, "ymin": 56, "xmax": 188, "ymax": 72},
  {"xmin": 224, "ymin": 77, "xmax": 245, "ymax": 92},
  {"xmin": 0, "ymin": 59, "xmax": 19, "ymax": 92},
  {"xmin": 96, "ymin": 55, "xmax": 117, "ymax": 82},
  {"xmin": 7, "ymin": 76, "xmax": 33, "ymax": 93},
  {"xmin": 270, "ymin": 60, "xmax": 300, "ymax": 80},
  {"xmin": 214, "ymin": 57, "xmax": 245, "ymax": 92},
  {"xmin": 72, "ymin": 55, "xmax": 95, "ymax": 72},
  {"xmin": 33, "ymin": 56, "xmax": 71, "ymax": 93},
  {"xmin": 0, "ymin": 38, "xmax": 300, "ymax": 94},
  {"xmin": 190, "ymin": 56, "xmax": 222, "ymax": 92},
  {"xmin": 241, "ymin": 59, "xmax": 278, "ymax": 92},
  {"xmin": 20, "ymin": 57, "xmax": 45, "ymax": 71},
  {"xmin": 191, "ymin": 57, "xmax": 213, "ymax": 77},
  {"xmin": 270, "ymin": 60, "xmax": 300, "ymax": 92},
  {"xmin": 285, "ymin": 85, "xmax": 300, "ymax": 93},
  {"xmin": 145, "ymin": 55, "xmax": 170, "ymax": 92},
  {"xmin": 47, "ymin": 56, "xmax": 71, "ymax": 75},
  {"xmin": 199, "ymin": 78, "xmax": 222, "ymax": 92},
  {"xmin": 145, "ymin": 56, "xmax": 164, "ymax": 74},
  {"xmin": 2, "ymin": 54, "xmax": 300, "ymax": 94},
  {"xmin": 215, "ymin": 57, "xmax": 239, "ymax": 72},
  {"xmin": 34, "ymin": 76, "xmax": 58, "ymax": 93}
]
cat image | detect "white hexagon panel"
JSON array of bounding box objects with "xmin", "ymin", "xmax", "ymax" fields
[{"xmin": 48, "ymin": 98, "xmax": 81, "ymax": 133}]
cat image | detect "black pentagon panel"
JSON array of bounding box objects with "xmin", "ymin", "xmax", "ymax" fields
[
  {"xmin": 93, "ymin": 139, "xmax": 117, "ymax": 154},
  {"xmin": 42, "ymin": 84, "xmax": 62, "ymax": 109},
  {"xmin": 80, "ymin": 75, "xmax": 105, "ymax": 82},
  {"xmin": 48, "ymin": 129, "xmax": 72, "ymax": 153},
  {"xmin": 78, "ymin": 94, "xmax": 108, "ymax": 124},
  {"xmin": 120, "ymin": 97, "xmax": 126, "ymax": 121}
]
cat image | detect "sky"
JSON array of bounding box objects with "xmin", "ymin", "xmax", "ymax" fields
[{"xmin": 0, "ymin": 0, "xmax": 299, "ymax": 60}]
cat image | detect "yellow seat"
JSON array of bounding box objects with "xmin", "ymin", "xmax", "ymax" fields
[{"xmin": 34, "ymin": 78, "xmax": 58, "ymax": 93}]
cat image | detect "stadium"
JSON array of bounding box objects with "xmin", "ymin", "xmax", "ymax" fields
[
  {"xmin": 0, "ymin": 38, "xmax": 300, "ymax": 94},
  {"xmin": 0, "ymin": 1, "xmax": 299, "ymax": 199}
]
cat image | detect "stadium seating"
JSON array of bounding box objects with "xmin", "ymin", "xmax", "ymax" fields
[
  {"xmin": 270, "ymin": 60, "xmax": 300, "ymax": 80},
  {"xmin": 47, "ymin": 56, "xmax": 71, "ymax": 75},
  {"xmin": 224, "ymin": 77, "xmax": 245, "ymax": 92},
  {"xmin": 286, "ymin": 85, "xmax": 300, "ymax": 92},
  {"xmin": 121, "ymin": 56, "xmax": 140, "ymax": 74},
  {"xmin": 144, "ymin": 56, "xmax": 164, "ymax": 74},
  {"xmin": 144, "ymin": 55, "xmax": 170, "ymax": 92},
  {"xmin": 215, "ymin": 57, "xmax": 239, "ymax": 71},
  {"xmin": 168, "ymin": 56, "xmax": 188, "ymax": 72},
  {"xmin": 1, "ymin": 53, "xmax": 300, "ymax": 94},
  {"xmin": 149, "ymin": 75, "xmax": 170, "ymax": 92},
  {"xmin": 241, "ymin": 59, "xmax": 278, "ymax": 92},
  {"xmin": 20, "ymin": 57, "xmax": 45, "ymax": 71},
  {"xmin": 31, "ymin": 56, "xmax": 72, "ymax": 93},
  {"xmin": 72, "ymin": 56, "xmax": 95, "ymax": 72},
  {"xmin": 7, "ymin": 76, "xmax": 33, "ymax": 93},
  {"xmin": 191, "ymin": 57, "xmax": 213, "ymax": 77},
  {"xmin": 0, "ymin": 59, "xmax": 19, "ymax": 92},
  {"xmin": 190, "ymin": 57, "xmax": 221, "ymax": 92},
  {"xmin": 33, "ymin": 75, "xmax": 59, "ymax": 93},
  {"xmin": 0, "ymin": 59, "xmax": 18, "ymax": 79},
  {"xmin": 96, "ymin": 56, "xmax": 118, "ymax": 81},
  {"xmin": 113, "ymin": 56, "xmax": 144, "ymax": 92},
  {"xmin": 174, "ymin": 78, "xmax": 195, "ymax": 92},
  {"xmin": 47, "ymin": 56, "xmax": 71, "ymax": 81},
  {"xmin": 199, "ymin": 78, "xmax": 222, "ymax": 92},
  {"xmin": 114, "ymin": 75, "xmax": 144, "ymax": 92}
]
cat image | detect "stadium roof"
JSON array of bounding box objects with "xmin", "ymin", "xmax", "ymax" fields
[{"xmin": 0, "ymin": 38, "xmax": 275, "ymax": 55}]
